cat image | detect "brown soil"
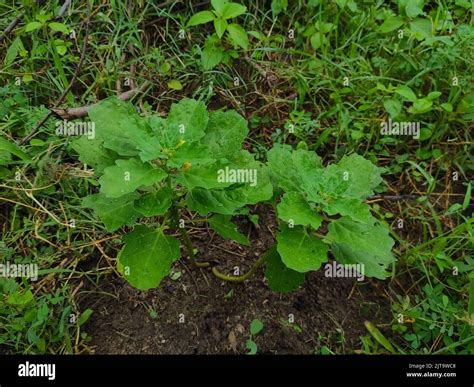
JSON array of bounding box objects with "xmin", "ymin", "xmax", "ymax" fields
[{"xmin": 78, "ymin": 206, "xmax": 393, "ymax": 354}]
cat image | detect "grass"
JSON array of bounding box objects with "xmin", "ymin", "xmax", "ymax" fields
[{"xmin": 0, "ymin": 0, "xmax": 472, "ymax": 354}]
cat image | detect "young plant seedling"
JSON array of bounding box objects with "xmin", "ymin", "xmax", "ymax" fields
[
  {"xmin": 72, "ymin": 96, "xmax": 396, "ymax": 292},
  {"xmin": 246, "ymin": 319, "xmax": 264, "ymax": 355},
  {"xmin": 187, "ymin": 0, "xmax": 249, "ymax": 69}
]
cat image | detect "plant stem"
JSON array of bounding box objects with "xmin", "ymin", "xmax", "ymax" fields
[
  {"xmin": 179, "ymin": 226, "xmax": 210, "ymax": 268},
  {"xmin": 185, "ymin": 218, "xmax": 209, "ymax": 223},
  {"xmin": 211, "ymin": 254, "xmax": 267, "ymax": 282},
  {"xmin": 167, "ymin": 170, "xmax": 210, "ymax": 268}
]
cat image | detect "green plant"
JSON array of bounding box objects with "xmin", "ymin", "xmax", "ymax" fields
[
  {"xmin": 24, "ymin": 12, "xmax": 70, "ymax": 35},
  {"xmin": 72, "ymin": 97, "xmax": 396, "ymax": 291},
  {"xmin": 246, "ymin": 319, "xmax": 263, "ymax": 354},
  {"xmin": 392, "ymin": 282, "xmax": 474, "ymax": 354},
  {"xmin": 187, "ymin": 0, "xmax": 248, "ymax": 69},
  {"xmin": 266, "ymin": 144, "xmax": 395, "ymax": 290},
  {"xmin": 5, "ymin": 10, "xmax": 72, "ymax": 79},
  {"xmin": 1, "ymin": 0, "xmax": 471, "ymax": 356},
  {"xmin": 278, "ymin": 317, "xmax": 302, "ymax": 333},
  {"xmin": 283, "ymin": 109, "xmax": 320, "ymax": 145},
  {"xmin": 0, "ymin": 278, "xmax": 92, "ymax": 354},
  {"xmin": 75, "ymin": 97, "xmax": 272, "ymax": 290}
]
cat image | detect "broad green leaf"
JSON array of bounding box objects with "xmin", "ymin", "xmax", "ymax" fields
[
  {"xmin": 395, "ymin": 85, "xmax": 418, "ymax": 102},
  {"xmin": 208, "ymin": 214, "xmax": 250, "ymax": 245},
  {"xmin": 427, "ymin": 91, "xmax": 441, "ymax": 100},
  {"xmin": 227, "ymin": 150, "xmax": 273, "ymax": 204},
  {"xmin": 269, "ymin": 145, "xmax": 324, "ymax": 196},
  {"xmin": 457, "ymin": 92, "xmax": 474, "ymax": 114},
  {"xmin": 271, "ymin": 0, "xmax": 288, "ymax": 16},
  {"xmin": 136, "ymin": 137, "xmax": 163, "ymax": 162},
  {"xmin": 164, "ymin": 98, "xmax": 209, "ymax": 147},
  {"xmin": 455, "ymin": 0, "xmax": 471, "ymax": 9},
  {"xmin": 89, "ymin": 98, "xmax": 162, "ymax": 162},
  {"xmin": 100, "ymin": 158, "xmax": 167, "ymax": 198},
  {"xmin": 187, "ymin": 188, "xmax": 246, "ymax": 215},
  {"xmin": 168, "ymin": 143, "xmax": 215, "ymax": 168},
  {"xmin": 0, "ymin": 150, "xmax": 12, "ymax": 165},
  {"xmin": 227, "ymin": 23, "xmax": 248, "ymax": 49},
  {"xmin": 187, "ymin": 11, "xmax": 215, "ymax": 27},
  {"xmin": 326, "ymin": 217, "xmax": 395, "ymax": 279},
  {"xmin": 7, "ymin": 289, "xmax": 34, "ymax": 306},
  {"xmin": 211, "ymin": 0, "xmax": 228, "ymax": 16},
  {"xmin": 250, "ymin": 319, "xmax": 264, "ymax": 335},
  {"xmin": 293, "ymin": 148, "xmax": 323, "ymax": 171},
  {"xmin": 292, "ymin": 149, "xmax": 324, "ymax": 199},
  {"xmin": 118, "ymin": 226, "xmax": 180, "ymax": 290},
  {"xmin": 221, "ymin": 3, "xmax": 247, "ymax": 19},
  {"xmin": 405, "ymin": 0, "xmax": 425, "ymax": 18},
  {"xmin": 35, "ymin": 13, "xmax": 52, "ymax": 24},
  {"xmin": 70, "ymin": 137, "xmax": 117, "ymax": 174},
  {"xmin": 179, "ymin": 149, "xmax": 262, "ymax": 191},
  {"xmin": 323, "ymin": 198, "xmax": 372, "ymax": 223},
  {"xmin": 22, "ymin": 74, "xmax": 33, "ymax": 83},
  {"xmin": 409, "ymin": 18, "xmax": 432, "ymax": 40},
  {"xmin": 383, "ymin": 98, "xmax": 402, "ymax": 118},
  {"xmin": 202, "ymin": 110, "xmax": 248, "ymax": 158},
  {"xmin": 185, "ymin": 152, "xmax": 271, "ymax": 215},
  {"xmin": 246, "ymin": 339, "xmax": 257, "ymax": 354},
  {"xmin": 88, "ymin": 98, "xmax": 154, "ymax": 158},
  {"xmin": 25, "ymin": 22, "xmax": 43, "ymax": 32},
  {"xmin": 270, "ymin": 147, "xmax": 382, "ymax": 216},
  {"xmin": 302, "ymin": 161, "xmax": 348, "ymax": 202},
  {"xmin": 214, "ymin": 18, "xmax": 228, "ymax": 38},
  {"xmin": 147, "ymin": 115, "xmax": 166, "ymax": 133},
  {"xmin": 134, "ymin": 188, "xmax": 172, "ymax": 217},
  {"xmin": 54, "ymin": 39, "xmax": 67, "ymax": 55},
  {"xmin": 83, "ymin": 193, "xmax": 140, "ymax": 232},
  {"xmin": 0, "ymin": 137, "xmax": 29, "ymax": 160},
  {"xmin": 264, "ymin": 247, "xmax": 305, "ymax": 292},
  {"xmin": 316, "ymin": 21, "xmax": 334, "ymax": 33},
  {"xmin": 409, "ymin": 98, "xmax": 433, "ymax": 114},
  {"xmin": 175, "ymin": 160, "xmax": 234, "ymax": 190},
  {"xmin": 276, "ymin": 225, "xmax": 328, "ymax": 273},
  {"xmin": 30, "ymin": 139, "xmax": 44, "ymax": 146},
  {"xmin": 201, "ymin": 39, "xmax": 224, "ymax": 70},
  {"xmin": 48, "ymin": 22, "xmax": 69, "ymax": 33},
  {"xmin": 267, "ymin": 144, "xmax": 303, "ymax": 192},
  {"xmin": 240, "ymin": 163, "xmax": 273, "ymax": 204},
  {"xmin": 336, "ymin": 153, "xmax": 384, "ymax": 198},
  {"xmin": 167, "ymin": 79, "xmax": 183, "ymax": 90},
  {"xmin": 310, "ymin": 32, "xmax": 323, "ymax": 49},
  {"xmin": 277, "ymin": 192, "xmax": 322, "ymax": 229},
  {"xmin": 417, "ymin": 127, "xmax": 430, "ymax": 140},
  {"xmin": 378, "ymin": 16, "xmax": 404, "ymax": 33},
  {"xmin": 440, "ymin": 103, "xmax": 452, "ymax": 112},
  {"xmin": 87, "ymin": 98, "xmax": 138, "ymax": 155}
]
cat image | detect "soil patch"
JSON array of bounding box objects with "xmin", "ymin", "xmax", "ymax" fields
[{"xmin": 79, "ymin": 207, "xmax": 393, "ymax": 354}]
